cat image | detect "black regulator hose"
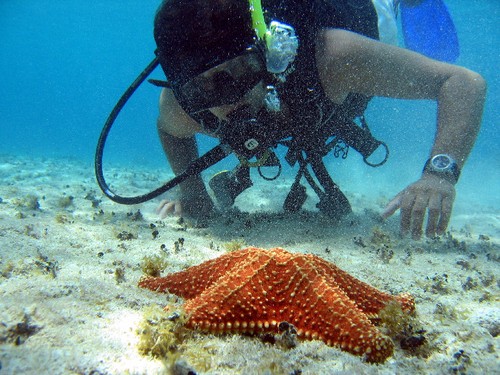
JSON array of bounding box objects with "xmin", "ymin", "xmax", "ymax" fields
[{"xmin": 94, "ymin": 56, "xmax": 230, "ymax": 205}]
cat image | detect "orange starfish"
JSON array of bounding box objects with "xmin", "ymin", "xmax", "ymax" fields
[{"xmin": 139, "ymin": 247, "xmax": 415, "ymax": 363}]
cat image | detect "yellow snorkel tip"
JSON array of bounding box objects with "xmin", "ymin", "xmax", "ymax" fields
[
  {"xmin": 249, "ymin": 0, "xmax": 268, "ymax": 41},
  {"xmin": 248, "ymin": 0, "xmax": 299, "ymax": 74}
]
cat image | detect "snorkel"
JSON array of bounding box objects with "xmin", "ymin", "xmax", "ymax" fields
[
  {"xmin": 249, "ymin": 0, "xmax": 267, "ymax": 39},
  {"xmin": 249, "ymin": 0, "xmax": 298, "ymax": 74}
]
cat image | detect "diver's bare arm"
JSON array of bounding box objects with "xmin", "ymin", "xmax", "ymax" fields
[
  {"xmin": 316, "ymin": 29, "xmax": 486, "ymax": 169},
  {"xmin": 157, "ymin": 89, "xmax": 211, "ymax": 201},
  {"xmin": 316, "ymin": 29, "xmax": 486, "ymax": 237}
]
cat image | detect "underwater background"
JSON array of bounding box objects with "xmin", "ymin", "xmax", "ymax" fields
[
  {"xmin": 0, "ymin": 1, "xmax": 499, "ymax": 374},
  {"xmin": 1, "ymin": 0, "xmax": 498, "ymax": 211}
]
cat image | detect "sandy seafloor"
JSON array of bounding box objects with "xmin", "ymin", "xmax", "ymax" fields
[{"xmin": 0, "ymin": 154, "xmax": 498, "ymax": 375}]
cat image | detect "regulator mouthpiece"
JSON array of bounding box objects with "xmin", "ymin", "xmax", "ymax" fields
[{"xmin": 265, "ymin": 21, "xmax": 298, "ymax": 74}]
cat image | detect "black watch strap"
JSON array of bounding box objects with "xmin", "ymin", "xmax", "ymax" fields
[{"xmin": 423, "ymin": 154, "xmax": 461, "ymax": 184}]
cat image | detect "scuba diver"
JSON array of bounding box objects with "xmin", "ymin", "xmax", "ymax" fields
[{"xmin": 95, "ymin": 0, "xmax": 485, "ymax": 239}]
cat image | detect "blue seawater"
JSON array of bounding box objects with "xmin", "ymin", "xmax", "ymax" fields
[{"xmin": 0, "ymin": 0, "xmax": 498, "ymax": 208}]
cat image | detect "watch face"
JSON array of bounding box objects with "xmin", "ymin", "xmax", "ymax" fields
[{"xmin": 432, "ymin": 154, "xmax": 452, "ymax": 171}]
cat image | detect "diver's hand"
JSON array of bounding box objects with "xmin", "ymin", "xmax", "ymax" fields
[
  {"xmin": 156, "ymin": 199, "xmax": 183, "ymax": 218},
  {"xmin": 156, "ymin": 193, "xmax": 216, "ymax": 221},
  {"xmin": 381, "ymin": 174, "xmax": 456, "ymax": 239}
]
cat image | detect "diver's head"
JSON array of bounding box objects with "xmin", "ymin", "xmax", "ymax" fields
[
  {"xmin": 154, "ymin": 0, "xmax": 260, "ymax": 92},
  {"xmin": 154, "ymin": 0, "xmax": 297, "ymax": 120}
]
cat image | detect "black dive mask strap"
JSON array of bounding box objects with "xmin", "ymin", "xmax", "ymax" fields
[{"xmin": 94, "ymin": 56, "xmax": 231, "ymax": 205}]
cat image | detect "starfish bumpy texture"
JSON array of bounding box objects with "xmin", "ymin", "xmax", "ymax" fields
[{"xmin": 139, "ymin": 247, "xmax": 415, "ymax": 363}]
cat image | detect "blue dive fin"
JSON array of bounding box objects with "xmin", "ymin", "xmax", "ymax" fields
[{"xmin": 400, "ymin": 0, "xmax": 460, "ymax": 63}]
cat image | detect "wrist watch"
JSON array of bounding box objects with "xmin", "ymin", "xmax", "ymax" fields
[{"xmin": 423, "ymin": 154, "xmax": 461, "ymax": 184}]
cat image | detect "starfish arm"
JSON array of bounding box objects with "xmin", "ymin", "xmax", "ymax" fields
[
  {"xmin": 395, "ymin": 292, "xmax": 416, "ymax": 313},
  {"xmin": 289, "ymin": 253, "xmax": 395, "ymax": 363},
  {"xmin": 139, "ymin": 248, "xmax": 264, "ymax": 299},
  {"xmin": 311, "ymin": 255, "xmax": 415, "ymax": 316},
  {"xmin": 305, "ymin": 279, "xmax": 394, "ymax": 362}
]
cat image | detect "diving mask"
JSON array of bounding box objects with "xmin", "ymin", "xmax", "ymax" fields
[{"xmin": 177, "ymin": 50, "xmax": 266, "ymax": 112}]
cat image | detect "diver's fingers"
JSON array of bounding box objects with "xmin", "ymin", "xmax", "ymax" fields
[
  {"xmin": 410, "ymin": 194, "xmax": 428, "ymax": 239},
  {"xmin": 158, "ymin": 201, "xmax": 176, "ymax": 219},
  {"xmin": 382, "ymin": 193, "xmax": 413, "ymax": 236},
  {"xmin": 155, "ymin": 199, "xmax": 169, "ymax": 215},
  {"xmin": 381, "ymin": 194, "xmax": 402, "ymax": 219},
  {"xmin": 173, "ymin": 201, "xmax": 183, "ymax": 216},
  {"xmin": 437, "ymin": 194, "xmax": 454, "ymax": 235},
  {"xmin": 425, "ymin": 193, "xmax": 441, "ymax": 237},
  {"xmin": 399, "ymin": 191, "xmax": 416, "ymax": 236}
]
